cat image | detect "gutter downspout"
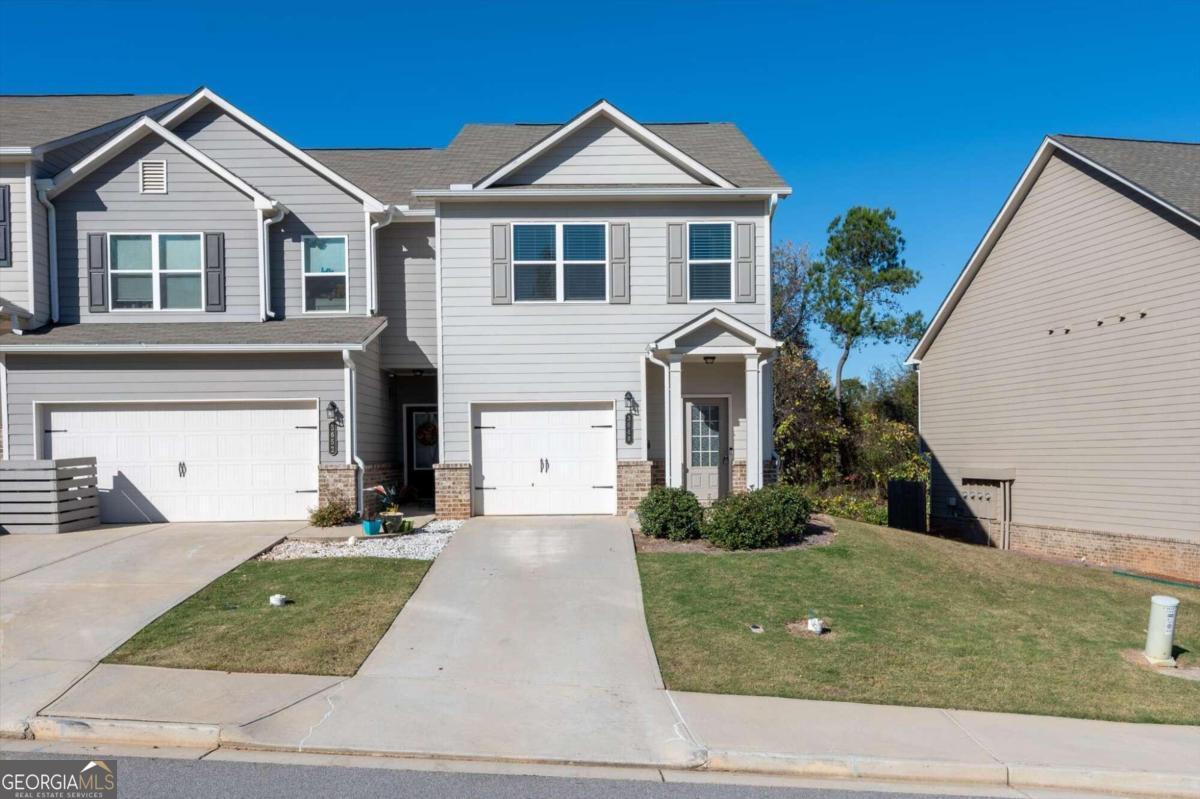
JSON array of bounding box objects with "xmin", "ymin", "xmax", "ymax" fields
[
  {"xmin": 646, "ymin": 347, "xmax": 671, "ymax": 485},
  {"xmin": 342, "ymin": 349, "xmax": 364, "ymax": 518},
  {"xmin": 261, "ymin": 203, "xmax": 286, "ymax": 320},
  {"xmin": 34, "ymin": 183, "xmax": 58, "ymax": 323},
  {"xmin": 368, "ymin": 205, "xmax": 399, "ymax": 316}
]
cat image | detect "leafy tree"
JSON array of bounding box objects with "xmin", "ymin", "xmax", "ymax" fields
[
  {"xmin": 771, "ymin": 241, "xmax": 817, "ymax": 347},
  {"xmin": 812, "ymin": 207, "xmax": 925, "ymax": 418},
  {"xmin": 772, "ymin": 344, "xmax": 843, "ymax": 488}
]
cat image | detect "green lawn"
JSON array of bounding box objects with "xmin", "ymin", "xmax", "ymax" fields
[
  {"xmin": 638, "ymin": 518, "xmax": 1200, "ymax": 725},
  {"xmin": 107, "ymin": 558, "xmax": 429, "ymax": 676}
]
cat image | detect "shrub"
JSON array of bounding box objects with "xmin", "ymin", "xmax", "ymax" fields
[
  {"xmin": 704, "ymin": 485, "xmax": 813, "ymax": 550},
  {"xmin": 637, "ymin": 486, "xmax": 703, "ymax": 541},
  {"xmin": 812, "ymin": 493, "xmax": 887, "ymax": 526},
  {"xmin": 308, "ymin": 498, "xmax": 355, "ymax": 527}
]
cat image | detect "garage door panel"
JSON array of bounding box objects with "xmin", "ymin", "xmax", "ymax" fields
[{"xmin": 44, "ymin": 402, "xmax": 318, "ymax": 523}]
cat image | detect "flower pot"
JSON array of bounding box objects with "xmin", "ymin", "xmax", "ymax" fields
[
  {"xmin": 380, "ymin": 512, "xmax": 409, "ymax": 535},
  {"xmin": 361, "ymin": 519, "xmax": 383, "ymax": 536}
]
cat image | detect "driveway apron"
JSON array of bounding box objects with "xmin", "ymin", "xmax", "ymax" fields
[{"xmin": 230, "ymin": 517, "xmax": 700, "ymax": 767}]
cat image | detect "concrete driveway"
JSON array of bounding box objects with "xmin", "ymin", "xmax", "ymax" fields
[
  {"xmin": 0, "ymin": 522, "xmax": 299, "ymax": 735},
  {"xmin": 229, "ymin": 517, "xmax": 700, "ymax": 767}
]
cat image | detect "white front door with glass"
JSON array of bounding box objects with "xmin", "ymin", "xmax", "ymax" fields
[
  {"xmin": 685, "ymin": 398, "xmax": 728, "ymax": 504},
  {"xmin": 109, "ymin": 233, "xmax": 204, "ymax": 310}
]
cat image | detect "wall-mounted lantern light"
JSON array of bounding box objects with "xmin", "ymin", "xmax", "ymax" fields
[
  {"xmin": 703, "ymin": 356, "xmax": 716, "ymax": 365},
  {"xmin": 325, "ymin": 401, "xmax": 344, "ymax": 457},
  {"xmin": 623, "ymin": 391, "xmax": 638, "ymax": 445}
]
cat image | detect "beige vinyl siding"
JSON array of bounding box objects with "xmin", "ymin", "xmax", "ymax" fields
[
  {"xmin": 353, "ymin": 338, "xmax": 393, "ymax": 464},
  {"xmin": 2, "ymin": 353, "xmax": 345, "ymax": 463},
  {"xmin": 0, "ymin": 163, "xmax": 29, "ymax": 310},
  {"xmin": 53, "ymin": 134, "xmax": 260, "ymax": 323},
  {"xmin": 502, "ymin": 118, "xmax": 702, "ymax": 186},
  {"xmin": 173, "ymin": 105, "xmax": 368, "ymax": 318},
  {"xmin": 438, "ymin": 200, "xmax": 769, "ymax": 462},
  {"xmin": 921, "ymin": 153, "xmax": 1200, "ymax": 543},
  {"xmin": 377, "ymin": 222, "xmax": 436, "ymax": 369}
]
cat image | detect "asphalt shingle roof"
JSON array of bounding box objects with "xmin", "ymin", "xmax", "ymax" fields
[
  {"xmin": 1052, "ymin": 135, "xmax": 1200, "ymax": 221},
  {"xmin": 309, "ymin": 121, "xmax": 788, "ymax": 209},
  {"xmin": 0, "ymin": 317, "xmax": 386, "ymax": 348},
  {"xmin": 0, "ymin": 93, "xmax": 188, "ymax": 149}
]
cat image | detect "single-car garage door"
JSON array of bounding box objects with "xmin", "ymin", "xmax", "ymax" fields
[
  {"xmin": 43, "ymin": 401, "xmax": 319, "ymax": 522},
  {"xmin": 472, "ymin": 402, "xmax": 615, "ymax": 515}
]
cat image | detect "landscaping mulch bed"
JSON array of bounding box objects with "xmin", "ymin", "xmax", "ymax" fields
[{"xmin": 632, "ymin": 514, "xmax": 836, "ymax": 554}]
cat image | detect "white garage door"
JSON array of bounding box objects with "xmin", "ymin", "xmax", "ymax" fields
[
  {"xmin": 473, "ymin": 403, "xmax": 616, "ymax": 515},
  {"xmin": 43, "ymin": 401, "xmax": 320, "ymax": 523}
]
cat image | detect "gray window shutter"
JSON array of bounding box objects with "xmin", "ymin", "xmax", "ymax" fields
[
  {"xmin": 667, "ymin": 223, "xmax": 686, "ymax": 303},
  {"xmin": 87, "ymin": 233, "xmax": 108, "ymax": 312},
  {"xmin": 205, "ymin": 232, "xmax": 225, "ymax": 312},
  {"xmin": 609, "ymin": 223, "xmax": 630, "ymax": 304},
  {"xmin": 491, "ymin": 223, "xmax": 511, "ymax": 305},
  {"xmin": 0, "ymin": 185, "xmax": 10, "ymax": 267},
  {"xmin": 735, "ymin": 222, "xmax": 756, "ymax": 303}
]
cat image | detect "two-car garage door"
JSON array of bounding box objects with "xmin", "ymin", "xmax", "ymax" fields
[
  {"xmin": 43, "ymin": 401, "xmax": 319, "ymax": 523},
  {"xmin": 472, "ymin": 402, "xmax": 616, "ymax": 515}
]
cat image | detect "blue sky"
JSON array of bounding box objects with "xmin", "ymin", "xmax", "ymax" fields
[{"xmin": 3, "ymin": 0, "xmax": 1197, "ymax": 378}]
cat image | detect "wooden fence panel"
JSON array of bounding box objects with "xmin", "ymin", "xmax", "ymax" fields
[{"xmin": 0, "ymin": 458, "xmax": 101, "ymax": 534}]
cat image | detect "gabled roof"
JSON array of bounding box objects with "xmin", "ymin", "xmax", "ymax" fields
[
  {"xmin": 908, "ymin": 134, "xmax": 1200, "ymax": 365},
  {"xmin": 653, "ymin": 308, "xmax": 778, "ymax": 351},
  {"xmin": 46, "ymin": 116, "xmax": 278, "ymax": 211},
  {"xmin": 0, "ymin": 93, "xmax": 187, "ymax": 151},
  {"xmin": 306, "ymin": 148, "xmax": 442, "ymax": 208},
  {"xmin": 474, "ymin": 99, "xmax": 735, "ymax": 189}
]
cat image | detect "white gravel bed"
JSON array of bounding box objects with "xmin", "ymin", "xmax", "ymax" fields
[{"xmin": 259, "ymin": 520, "xmax": 463, "ymax": 562}]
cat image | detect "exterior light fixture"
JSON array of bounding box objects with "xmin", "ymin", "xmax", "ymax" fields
[
  {"xmin": 623, "ymin": 391, "xmax": 637, "ymax": 445},
  {"xmin": 326, "ymin": 401, "xmax": 341, "ymax": 421},
  {"xmin": 413, "ymin": 369, "xmax": 425, "ymax": 377},
  {"xmin": 325, "ymin": 401, "xmax": 344, "ymax": 456},
  {"xmin": 703, "ymin": 356, "xmax": 716, "ymax": 365}
]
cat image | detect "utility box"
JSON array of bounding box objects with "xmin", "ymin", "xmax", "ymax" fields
[{"xmin": 1144, "ymin": 595, "xmax": 1180, "ymax": 667}]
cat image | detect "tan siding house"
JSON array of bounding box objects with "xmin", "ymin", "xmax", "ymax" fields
[{"xmin": 910, "ymin": 136, "xmax": 1200, "ymax": 581}]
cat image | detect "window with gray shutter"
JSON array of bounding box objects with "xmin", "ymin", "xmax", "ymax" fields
[
  {"xmin": 666, "ymin": 223, "xmax": 686, "ymax": 303},
  {"xmin": 609, "ymin": 223, "xmax": 630, "ymax": 304},
  {"xmin": 87, "ymin": 233, "xmax": 108, "ymax": 312},
  {"xmin": 0, "ymin": 184, "xmax": 10, "ymax": 267},
  {"xmin": 735, "ymin": 222, "xmax": 756, "ymax": 303},
  {"xmin": 491, "ymin": 223, "xmax": 511, "ymax": 304},
  {"xmin": 205, "ymin": 232, "xmax": 225, "ymax": 311}
]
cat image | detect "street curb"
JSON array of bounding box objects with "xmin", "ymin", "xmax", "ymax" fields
[
  {"xmin": 702, "ymin": 749, "xmax": 1008, "ymax": 785},
  {"xmin": 1009, "ymin": 764, "xmax": 1200, "ymax": 799},
  {"xmin": 29, "ymin": 716, "xmax": 219, "ymax": 749}
]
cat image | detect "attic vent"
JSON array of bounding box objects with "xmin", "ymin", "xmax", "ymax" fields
[{"xmin": 140, "ymin": 160, "xmax": 167, "ymax": 194}]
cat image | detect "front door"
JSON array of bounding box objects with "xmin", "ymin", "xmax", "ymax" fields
[
  {"xmin": 685, "ymin": 398, "xmax": 728, "ymax": 505},
  {"xmin": 405, "ymin": 405, "xmax": 438, "ymax": 502}
]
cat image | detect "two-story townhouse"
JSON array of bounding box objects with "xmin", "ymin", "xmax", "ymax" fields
[{"xmin": 0, "ymin": 90, "xmax": 789, "ymax": 526}]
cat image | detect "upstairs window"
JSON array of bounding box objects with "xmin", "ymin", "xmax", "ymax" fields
[
  {"xmin": 303, "ymin": 235, "xmax": 348, "ymax": 313},
  {"xmin": 513, "ymin": 223, "xmax": 607, "ymax": 302},
  {"xmin": 687, "ymin": 222, "xmax": 732, "ymax": 301},
  {"xmin": 109, "ymin": 233, "xmax": 203, "ymax": 311},
  {"xmin": 139, "ymin": 160, "xmax": 167, "ymax": 194}
]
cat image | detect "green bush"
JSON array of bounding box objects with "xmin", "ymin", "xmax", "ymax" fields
[
  {"xmin": 704, "ymin": 485, "xmax": 813, "ymax": 550},
  {"xmin": 308, "ymin": 498, "xmax": 355, "ymax": 527},
  {"xmin": 812, "ymin": 493, "xmax": 888, "ymax": 526},
  {"xmin": 637, "ymin": 486, "xmax": 703, "ymax": 541}
]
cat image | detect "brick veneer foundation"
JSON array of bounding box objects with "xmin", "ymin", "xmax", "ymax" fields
[
  {"xmin": 932, "ymin": 515, "xmax": 1199, "ymax": 582},
  {"xmin": 434, "ymin": 462, "xmax": 472, "ymax": 519},
  {"xmin": 361, "ymin": 462, "xmax": 402, "ymax": 516},
  {"xmin": 731, "ymin": 460, "xmax": 747, "ymax": 494},
  {"xmin": 650, "ymin": 459, "xmax": 666, "ymax": 487},
  {"xmin": 318, "ymin": 464, "xmax": 356, "ymax": 508},
  {"xmin": 617, "ymin": 460, "xmax": 652, "ymax": 514}
]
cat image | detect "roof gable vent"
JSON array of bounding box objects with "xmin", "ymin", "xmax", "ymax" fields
[{"xmin": 139, "ymin": 159, "xmax": 167, "ymax": 194}]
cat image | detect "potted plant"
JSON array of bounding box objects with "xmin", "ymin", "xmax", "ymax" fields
[{"xmin": 373, "ymin": 484, "xmax": 412, "ymax": 534}]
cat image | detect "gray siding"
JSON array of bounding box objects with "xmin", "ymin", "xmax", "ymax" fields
[
  {"xmin": 54, "ymin": 134, "xmax": 261, "ymax": 323},
  {"xmin": 438, "ymin": 200, "xmax": 769, "ymax": 462},
  {"xmin": 0, "ymin": 163, "xmax": 29, "ymax": 311},
  {"xmin": 353, "ymin": 338, "xmax": 393, "ymax": 465},
  {"xmin": 921, "ymin": 153, "xmax": 1200, "ymax": 543},
  {"xmin": 174, "ymin": 105, "xmax": 368, "ymax": 318},
  {"xmin": 503, "ymin": 118, "xmax": 701, "ymax": 186},
  {"xmin": 377, "ymin": 222, "xmax": 436, "ymax": 369},
  {"xmin": 643, "ymin": 359, "xmax": 748, "ymax": 461},
  {"xmin": 3, "ymin": 353, "xmax": 346, "ymax": 463}
]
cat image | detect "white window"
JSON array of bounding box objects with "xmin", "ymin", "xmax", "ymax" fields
[
  {"xmin": 109, "ymin": 232, "xmax": 203, "ymax": 311},
  {"xmin": 302, "ymin": 235, "xmax": 348, "ymax": 313},
  {"xmin": 687, "ymin": 222, "xmax": 733, "ymax": 302},
  {"xmin": 139, "ymin": 160, "xmax": 167, "ymax": 194},
  {"xmin": 513, "ymin": 223, "xmax": 607, "ymax": 303}
]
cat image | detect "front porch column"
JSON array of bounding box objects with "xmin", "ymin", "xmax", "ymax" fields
[
  {"xmin": 668, "ymin": 355, "xmax": 685, "ymax": 487},
  {"xmin": 744, "ymin": 353, "xmax": 761, "ymax": 490}
]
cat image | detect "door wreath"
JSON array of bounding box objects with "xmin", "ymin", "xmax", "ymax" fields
[{"xmin": 415, "ymin": 420, "xmax": 439, "ymax": 447}]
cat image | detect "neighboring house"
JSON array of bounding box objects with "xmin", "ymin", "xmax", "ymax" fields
[
  {"xmin": 0, "ymin": 90, "xmax": 789, "ymax": 525},
  {"xmin": 909, "ymin": 135, "xmax": 1199, "ymax": 581}
]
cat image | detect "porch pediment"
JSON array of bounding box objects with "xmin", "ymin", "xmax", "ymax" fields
[{"xmin": 652, "ymin": 309, "xmax": 778, "ymax": 354}]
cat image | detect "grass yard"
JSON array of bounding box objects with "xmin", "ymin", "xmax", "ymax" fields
[
  {"xmin": 106, "ymin": 558, "xmax": 429, "ymax": 676},
  {"xmin": 638, "ymin": 518, "xmax": 1200, "ymax": 725}
]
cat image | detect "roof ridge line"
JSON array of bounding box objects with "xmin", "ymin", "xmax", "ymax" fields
[{"xmin": 1054, "ymin": 133, "xmax": 1200, "ymax": 147}]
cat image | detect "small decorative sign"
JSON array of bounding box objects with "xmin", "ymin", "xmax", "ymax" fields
[
  {"xmin": 328, "ymin": 421, "xmax": 339, "ymax": 456},
  {"xmin": 625, "ymin": 412, "xmax": 634, "ymax": 445}
]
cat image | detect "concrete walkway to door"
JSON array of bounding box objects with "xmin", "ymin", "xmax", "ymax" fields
[{"xmin": 227, "ymin": 517, "xmax": 701, "ymax": 767}]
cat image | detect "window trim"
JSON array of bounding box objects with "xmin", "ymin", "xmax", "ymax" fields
[
  {"xmin": 106, "ymin": 231, "xmax": 205, "ymax": 312},
  {"xmin": 511, "ymin": 221, "xmax": 609, "ymax": 304},
  {"xmin": 685, "ymin": 221, "xmax": 735, "ymax": 303},
  {"xmin": 301, "ymin": 234, "xmax": 350, "ymax": 315},
  {"xmin": 139, "ymin": 159, "xmax": 167, "ymax": 194}
]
